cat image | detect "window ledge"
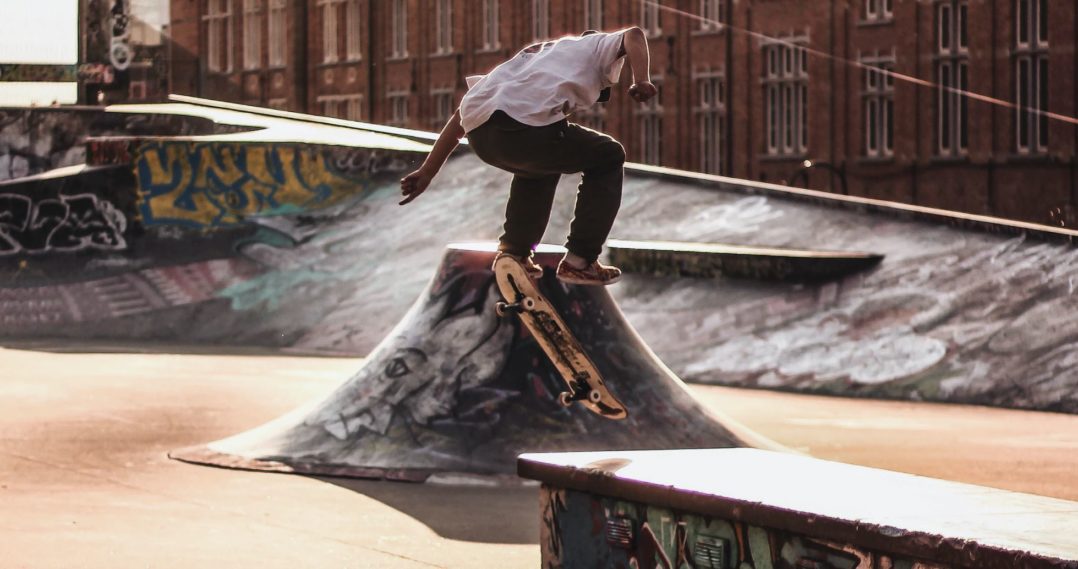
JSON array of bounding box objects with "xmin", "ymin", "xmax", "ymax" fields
[
  {"xmin": 475, "ymin": 47, "xmax": 503, "ymax": 55},
  {"xmin": 430, "ymin": 50, "xmax": 458, "ymax": 59},
  {"xmin": 1003, "ymin": 152, "xmax": 1055, "ymax": 164},
  {"xmin": 386, "ymin": 55, "xmax": 411, "ymax": 62},
  {"xmin": 759, "ymin": 153, "xmax": 809, "ymax": 162},
  {"xmin": 691, "ymin": 27, "xmax": 725, "ymax": 37},
  {"xmin": 856, "ymin": 19, "xmax": 895, "ymax": 28}
]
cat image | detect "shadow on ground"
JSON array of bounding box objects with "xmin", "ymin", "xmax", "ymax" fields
[{"xmin": 314, "ymin": 477, "xmax": 541, "ymax": 544}]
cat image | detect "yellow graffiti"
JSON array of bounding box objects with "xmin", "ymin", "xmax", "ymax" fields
[{"xmin": 135, "ymin": 142, "xmax": 373, "ymax": 227}]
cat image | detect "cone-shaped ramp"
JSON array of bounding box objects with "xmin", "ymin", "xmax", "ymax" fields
[{"xmin": 171, "ymin": 243, "xmax": 763, "ymax": 481}]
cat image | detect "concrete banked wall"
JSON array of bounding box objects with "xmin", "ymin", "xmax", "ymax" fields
[
  {"xmin": 170, "ymin": 244, "xmax": 755, "ymax": 481},
  {"xmin": 2, "ymin": 100, "xmax": 1077, "ymax": 414}
]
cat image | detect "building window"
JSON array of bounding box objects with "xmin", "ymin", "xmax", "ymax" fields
[
  {"xmin": 204, "ymin": 0, "xmax": 234, "ymax": 73},
  {"xmin": 268, "ymin": 97, "xmax": 288, "ymax": 110},
  {"xmin": 636, "ymin": 81, "xmax": 663, "ymax": 165},
  {"xmin": 863, "ymin": 57, "xmax": 895, "ymax": 158},
  {"xmin": 532, "ymin": 0, "xmax": 549, "ymax": 41},
  {"xmin": 642, "ymin": 0, "xmax": 661, "ymax": 37},
  {"xmin": 700, "ymin": 0, "xmax": 722, "ymax": 31},
  {"xmin": 584, "ymin": 0, "xmax": 603, "ymax": 31},
  {"xmin": 864, "ymin": 0, "xmax": 894, "ymax": 23},
  {"xmin": 388, "ymin": 92, "xmax": 410, "ymax": 126},
  {"xmin": 575, "ymin": 104, "xmax": 607, "ymax": 133},
  {"xmin": 936, "ymin": 0, "xmax": 968, "ymax": 156},
  {"xmin": 345, "ymin": 0, "xmax": 361, "ymax": 60},
  {"xmin": 431, "ymin": 90, "xmax": 454, "ymax": 127},
  {"xmin": 391, "ymin": 0, "xmax": 408, "ymax": 58},
  {"xmin": 696, "ymin": 73, "xmax": 725, "ymax": 174},
  {"xmin": 482, "ymin": 0, "xmax": 500, "ymax": 50},
  {"xmin": 763, "ymin": 40, "xmax": 809, "ymax": 156},
  {"xmin": 319, "ymin": 94, "xmax": 363, "ymax": 120},
  {"xmin": 435, "ymin": 0, "xmax": 453, "ymax": 54},
  {"xmin": 320, "ymin": 0, "xmax": 341, "ymax": 63},
  {"xmin": 268, "ymin": 0, "xmax": 287, "ymax": 67},
  {"xmin": 1015, "ymin": 0, "xmax": 1048, "ymax": 154},
  {"xmin": 243, "ymin": 0, "xmax": 262, "ymax": 70}
]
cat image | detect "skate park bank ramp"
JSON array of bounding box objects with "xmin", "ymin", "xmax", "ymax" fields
[
  {"xmin": 170, "ymin": 243, "xmax": 770, "ymax": 480},
  {"xmin": 3, "ymin": 98, "xmax": 1078, "ymax": 414}
]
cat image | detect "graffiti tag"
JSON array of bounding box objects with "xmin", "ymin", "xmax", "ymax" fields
[
  {"xmin": 135, "ymin": 141, "xmax": 411, "ymax": 227},
  {"xmin": 0, "ymin": 193, "xmax": 127, "ymax": 255}
]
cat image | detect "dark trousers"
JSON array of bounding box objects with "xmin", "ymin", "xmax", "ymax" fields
[{"xmin": 467, "ymin": 111, "xmax": 626, "ymax": 263}]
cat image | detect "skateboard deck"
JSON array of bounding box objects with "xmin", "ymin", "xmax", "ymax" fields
[{"xmin": 492, "ymin": 256, "xmax": 627, "ymax": 420}]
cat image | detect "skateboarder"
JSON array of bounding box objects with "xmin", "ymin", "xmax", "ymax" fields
[{"xmin": 399, "ymin": 27, "xmax": 656, "ymax": 285}]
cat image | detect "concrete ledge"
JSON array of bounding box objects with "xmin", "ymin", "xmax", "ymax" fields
[
  {"xmin": 607, "ymin": 238, "xmax": 883, "ymax": 281},
  {"xmin": 519, "ymin": 449, "xmax": 1078, "ymax": 568}
]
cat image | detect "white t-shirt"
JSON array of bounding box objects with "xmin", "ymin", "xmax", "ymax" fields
[{"xmin": 459, "ymin": 30, "xmax": 628, "ymax": 133}]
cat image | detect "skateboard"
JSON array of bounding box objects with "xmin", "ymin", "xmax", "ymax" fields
[{"xmin": 492, "ymin": 256, "xmax": 628, "ymax": 420}]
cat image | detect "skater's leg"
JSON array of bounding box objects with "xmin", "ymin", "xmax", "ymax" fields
[
  {"xmin": 498, "ymin": 173, "xmax": 560, "ymax": 257},
  {"xmin": 559, "ymin": 124, "xmax": 626, "ymax": 263}
]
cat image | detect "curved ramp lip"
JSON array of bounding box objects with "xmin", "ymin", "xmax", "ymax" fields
[{"xmin": 608, "ymin": 238, "xmax": 882, "ymax": 260}]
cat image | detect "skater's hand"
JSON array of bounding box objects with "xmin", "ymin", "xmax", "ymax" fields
[
  {"xmin": 399, "ymin": 169, "xmax": 433, "ymax": 205},
  {"xmin": 628, "ymin": 81, "xmax": 657, "ymax": 104}
]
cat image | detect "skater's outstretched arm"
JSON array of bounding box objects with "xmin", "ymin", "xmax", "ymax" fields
[
  {"xmin": 621, "ymin": 27, "xmax": 657, "ymax": 103},
  {"xmin": 400, "ymin": 109, "xmax": 465, "ymax": 205}
]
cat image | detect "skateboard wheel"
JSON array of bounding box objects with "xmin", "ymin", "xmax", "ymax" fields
[
  {"xmin": 494, "ymin": 302, "xmax": 508, "ymax": 317},
  {"xmin": 588, "ymin": 389, "xmax": 602, "ymax": 404},
  {"xmin": 522, "ymin": 297, "xmax": 537, "ymax": 311},
  {"xmin": 558, "ymin": 392, "xmax": 573, "ymax": 407}
]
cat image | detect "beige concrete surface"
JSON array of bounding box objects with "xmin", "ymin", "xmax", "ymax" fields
[{"xmin": 1, "ymin": 347, "xmax": 1076, "ymax": 568}]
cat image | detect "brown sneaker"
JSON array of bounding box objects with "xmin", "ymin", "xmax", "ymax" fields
[
  {"xmin": 492, "ymin": 252, "xmax": 544, "ymax": 280},
  {"xmin": 556, "ymin": 259, "xmax": 622, "ymax": 285}
]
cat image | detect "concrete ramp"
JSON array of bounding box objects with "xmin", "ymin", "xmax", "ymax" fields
[{"xmin": 171, "ymin": 243, "xmax": 765, "ymax": 481}]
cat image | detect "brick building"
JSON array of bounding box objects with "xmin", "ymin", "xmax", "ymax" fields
[{"xmin": 168, "ymin": 0, "xmax": 1078, "ymax": 226}]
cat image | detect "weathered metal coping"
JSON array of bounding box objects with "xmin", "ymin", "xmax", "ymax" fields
[
  {"xmin": 607, "ymin": 238, "xmax": 884, "ymax": 281},
  {"xmin": 519, "ymin": 448, "xmax": 1078, "ymax": 568}
]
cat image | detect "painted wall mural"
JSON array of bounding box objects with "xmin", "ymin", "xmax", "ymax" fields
[
  {"xmin": 134, "ymin": 142, "xmax": 408, "ymax": 227},
  {"xmin": 0, "ymin": 193, "xmax": 127, "ymax": 255},
  {"xmin": 541, "ymin": 488, "xmax": 947, "ymax": 569}
]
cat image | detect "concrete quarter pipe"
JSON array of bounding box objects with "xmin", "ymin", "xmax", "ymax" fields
[{"xmin": 171, "ymin": 243, "xmax": 761, "ymax": 480}]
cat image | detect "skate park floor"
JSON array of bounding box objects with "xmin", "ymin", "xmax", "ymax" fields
[{"xmin": 2, "ymin": 347, "xmax": 1076, "ymax": 568}]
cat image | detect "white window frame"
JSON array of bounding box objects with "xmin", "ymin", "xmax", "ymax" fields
[
  {"xmin": 431, "ymin": 88, "xmax": 455, "ymax": 127},
  {"xmin": 700, "ymin": 0, "xmax": 722, "ymax": 31},
  {"xmin": 268, "ymin": 0, "xmax": 287, "ymax": 67},
  {"xmin": 1014, "ymin": 0, "xmax": 1048, "ymax": 154},
  {"xmin": 862, "ymin": 55, "xmax": 895, "ymax": 158},
  {"xmin": 642, "ymin": 0, "xmax": 661, "ymax": 37},
  {"xmin": 635, "ymin": 80, "xmax": 663, "ymax": 165},
  {"xmin": 435, "ymin": 0, "xmax": 453, "ymax": 54},
  {"xmin": 695, "ymin": 72, "xmax": 726, "ymax": 174},
  {"xmin": 243, "ymin": 0, "xmax": 262, "ymax": 70},
  {"xmin": 345, "ymin": 0, "xmax": 361, "ymax": 61},
  {"xmin": 204, "ymin": 0, "xmax": 234, "ymax": 73},
  {"xmin": 388, "ymin": 91, "xmax": 410, "ymax": 126},
  {"xmin": 391, "ymin": 0, "xmax": 408, "ymax": 58},
  {"xmin": 763, "ymin": 38, "xmax": 809, "ymax": 156},
  {"xmin": 584, "ymin": 0, "xmax": 603, "ymax": 31},
  {"xmin": 318, "ymin": 94, "xmax": 363, "ymax": 120},
  {"xmin": 482, "ymin": 0, "xmax": 500, "ymax": 51},
  {"xmin": 864, "ymin": 0, "xmax": 894, "ymax": 23},
  {"xmin": 575, "ymin": 104, "xmax": 607, "ymax": 133},
  {"xmin": 320, "ymin": 0, "xmax": 342, "ymax": 64},
  {"xmin": 936, "ymin": 0, "xmax": 968, "ymax": 157},
  {"xmin": 532, "ymin": 0, "xmax": 550, "ymax": 41}
]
